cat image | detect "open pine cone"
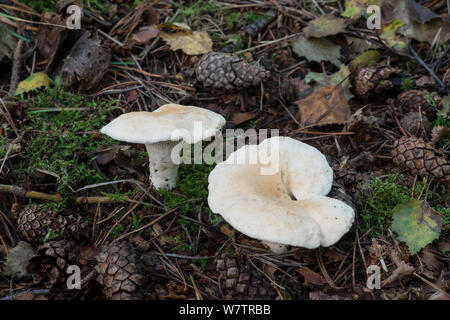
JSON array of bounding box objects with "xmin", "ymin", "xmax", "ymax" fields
[
  {"xmin": 195, "ymin": 52, "xmax": 269, "ymax": 90},
  {"xmin": 216, "ymin": 253, "xmax": 276, "ymax": 300},
  {"xmin": 95, "ymin": 240, "xmax": 146, "ymax": 300},
  {"xmin": 396, "ymin": 90, "xmax": 436, "ymax": 119},
  {"xmin": 27, "ymin": 240, "xmax": 80, "ymax": 287},
  {"xmin": 391, "ymin": 136, "xmax": 449, "ymax": 181},
  {"xmin": 353, "ymin": 65, "xmax": 400, "ymax": 99},
  {"xmin": 16, "ymin": 204, "xmax": 90, "ymax": 243}
]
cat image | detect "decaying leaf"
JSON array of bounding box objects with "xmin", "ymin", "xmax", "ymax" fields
[
  {"xmin": 230, "ymin": 112, "xmax": 256, "ymax": 125},
  {"xmin": 15, "ymin": 72, "xmax": 51, "ymax": 95},
  {"xmin": 341, "ymin": 0, "xmax": 382, "ymax": 19},
  {"xmin": 59, "ymin": 31, "xmax": 111, "ymax": 89},
  {"xmin": 297, "ymin": 266, "xmax": 327, "ymax": 287},
  {"xmin": 159, "ymin": 23, "xmax": 212, "ymax": 55},
  {"xmin": 35, "ymin": 13, "xmax": 68, "ymax": 68},
  {"xmin": 305, "ymin": 64, "xmax": 353, "ymax": 100},
  {"xmin": 295, "ymin": 84, "xmax": 351, "ymax": 126},
  {"xmin": 382, "ymin": 0, "xmax": 450, "ymax": 44},
  {"xmin": 130, "ymin": 25, "xmax": 160, "ymax": 44},
  {"xmin": 380, "ymin": 20, "xmax": 408, "ymax": 51},
  {"xmin": 0, "ymin": 24, "xmax": 17, "ymax": 62},
  {"xmin": 292, "ymin": 34, "xmax": 342, "ymax": 67},
  {"xmin": 349, "ymin": 50, "xmax": 380, "ymax": 73},
  {"xmin": 431, "ymin": 126, "xmax": 450, "ymax": 146},
  {"xmin": 303, "ymin": 14, "xmax": 348, "ymax": 38},
  {"xmin": 391, "ymin": 199, "xmax": 442, "ymax": 255},
  {"xmin": 438, "ymin": 95, "xmax": 450, "ymax": 119},
  {"xmin": 2, "ymin": 241, "xmax": 35, "ymax": 278}
]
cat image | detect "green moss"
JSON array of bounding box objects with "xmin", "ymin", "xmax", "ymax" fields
[
  {"xmin": 360, "ymin": 175, "xmax": 410, "ymax": 235},
  {"xmin": 244, "ymin": 12, "xmax": 269, "ymax": 24},
  {"xmin": 173, "ymin": 0, "xmax": 219, "ymax": 24},
  {"xmin": 400, "ymin": 77, "xmax": 416, "ymax": 91},
  {"xmin": 159, "ymin": 163, "xmax": 213, "ymax": 214},
  {"xmin": 0, "ymin": 135, "xmax": 8, "ymax": 159},
  {"xmin": 17, "ymin": 83, "xmax": 116, "ymax": 205}
]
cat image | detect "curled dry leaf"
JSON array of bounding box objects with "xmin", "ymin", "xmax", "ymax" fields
[
  {"xmin": 2, "ymin": 241, "xmax": 35, "ymax": 278},
  {"xmin": 130, "ymin": 25, "xmax": 159, "ymax": 44},
  {"xmin": 295, "ymin": 84, "xmax": 351, "ymax": 127},
  {"xmin": 297, "ymin": 266, "xmax": 327, "ymax": 287}
]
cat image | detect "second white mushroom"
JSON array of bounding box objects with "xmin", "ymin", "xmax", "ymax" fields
[{"xmin": 208, "ymin": 136, "xmax": 355, "ymax": 253}]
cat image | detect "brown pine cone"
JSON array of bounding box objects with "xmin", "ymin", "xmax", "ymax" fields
[
  {"xmin": 95, "ymin": 240, "xmax": 146, "ymax": 300},
  {"xmin": 16, "ymin": 204, "xmax": 90, "ymax": 243},
  {"xmin": 399, "ymin": 112, "xmax": 430, "ymax": 137},
  {"xmin": 195, "ymin": 52, "xmax": 269, "ymax": 90},
  {"xmin": 216, "ymin": 253, "xmax": 276, "ymax": 300},
  {"xmin": 391, "ymin": 136, "xmax": 449, "ymax": 180},
  {"xmin": 27, "ymin": 240, "xmax": 80, "ymax": 287},
  {"xmin": 396, "ymin": 90, "xmax": 435, "ymax": 119},
  {"xmin": 353, "ymin": 65, "xmax": 400, "ymax": 99}
]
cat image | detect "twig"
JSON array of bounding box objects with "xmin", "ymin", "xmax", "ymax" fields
[
  {"xmin": 9, "ymin": 39, "xmax": 24, "ymax": 96},
  {"xmin": 409, "ymin": 42, "xmax": 449, "ymax": 94}
]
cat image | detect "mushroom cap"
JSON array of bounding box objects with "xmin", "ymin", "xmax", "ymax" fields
[
  {"xmin": 207, "ymin": 136, "xmax": 354, "ymax": 249},
  {"xmin": 100, "ymin": 104, "xmax": 226, "ymax": 144}
]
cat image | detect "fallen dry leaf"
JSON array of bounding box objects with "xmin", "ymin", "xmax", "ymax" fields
[
  {"xmin": 130, "ymin": 25, "xmax": 159, "ymax": 44},
  {"xmin": 230, "ymin": 112, "xmax": 256, "ymax": 125},
  {"xmin": 295, "ymin": 84, "xmax": 351, "ymax": 126},
  {"xmin": 303, "ymin": 14, "xmax": 348, "ymax": 38},
  {"xmin": 15, "ymin": 72, "xmax": 51, "ymax": 95},
  {"xmin": 159, "ymin": 23, "xmax": 212, "ymax": 55},
  {"xmin": 293, "ymin": 34, "xmax": 342, "ymax": 67},
  {"xmin": 297, "ymin": 266, "xmax": 327, "ymax": 287}
]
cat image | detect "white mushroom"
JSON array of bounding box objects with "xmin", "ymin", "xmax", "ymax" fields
[
  {"xmin": 208, "ymin": 136, "xmax": 354, "ymax": 252},
  {"xmin": 101, "ymin": 104, "xmax": 225, "ymax": 190}
]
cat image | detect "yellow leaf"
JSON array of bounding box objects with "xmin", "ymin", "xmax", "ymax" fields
[
  {"xmin": 15, "ymin": 72, "xmax": 51, "ymax": 95},
  {"xmin": 160, "ymin": 26, "xmax": 212, "ymax": 55}
]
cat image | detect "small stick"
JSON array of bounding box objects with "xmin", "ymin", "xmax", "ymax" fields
[
  {"xmin": 9, "ymin": 39, "xmax": 24, "ymax": 96},
  {"xmin": 409, "ymin": 42, "xmax": 449, "ymax": 94}
]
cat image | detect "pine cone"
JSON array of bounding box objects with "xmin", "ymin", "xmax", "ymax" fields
[
  {"xmin": 391, "ymin": 136, "xmax": 449, "ymax": 180},
  {"xmin": 216, "ymin": 253, "xmax": 276, "ymax": 300},
  {"xmin": 396, "ymin": 90, "xmax": 435, "ymax": 119},
  {"xmin": 16, "ymin": 204, "xmax": 90, "ymax": 243},
  {"xmin": 95, "ymin": 240, "xmax": 146, "ymax": 300},
  {"xmin": 399, "ymin": 112, "xmax": 430, "ymax": 137},
  {"xmin": 195, "ymin": 52, "xmax": 269, "ymax": 90},
  {"xmin": 353, "ymin": 65, "xmax": 400, "ymax": 99},
  {"xmin": 27, "ymin": 240, "xmax": 80, "ymax": 287}
]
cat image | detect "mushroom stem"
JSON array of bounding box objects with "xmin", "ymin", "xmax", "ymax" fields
[
  {"xmin": 145, "ymin": 141, "xmax": 180, "ymax": 190},
  {"xmin": 262, "ymin": 241, "xmax": 288, "ymax": 254}
]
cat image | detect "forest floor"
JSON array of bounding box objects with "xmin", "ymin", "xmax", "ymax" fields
[{"xmin": 0, "ymin": 0, "xmax": 449, "ymax": 300}]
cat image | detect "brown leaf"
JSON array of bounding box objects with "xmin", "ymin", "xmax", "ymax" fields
[
  {"xmin": 78, "ymin": 245, "xmax": 99, "ymax": 265},
  {"xmin": 296, "ymin": 266, "xmax": 327, "ymax": 287},
  {"xmin": 230, "ymin": 112, "xmax": 256, "ymax": 125},
  {"xmin": 295, "ymin": 84, "xmax": 351, "ymax": 126},
  {"xmin": 130, "ymin": 25, "xmax": 159, "ymax": 44},
  {"xmin": 36, "ymin": 14, "xmax": 67, "ymax": 68}
]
